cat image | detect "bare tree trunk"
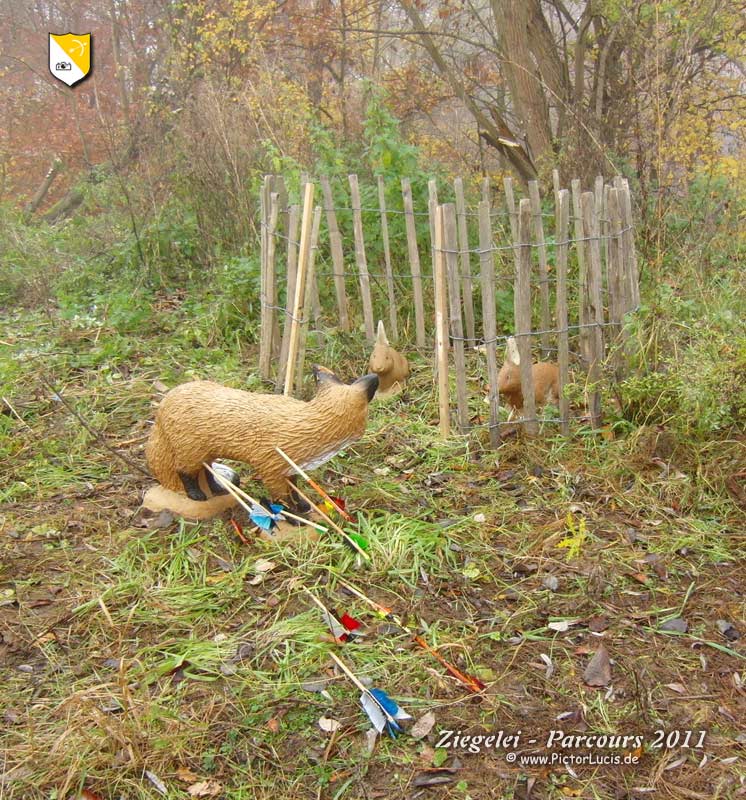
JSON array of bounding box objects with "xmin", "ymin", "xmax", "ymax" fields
[
  {"xmin": 24, "ymin": 157, "xmax": 62, "ymax": 216},
  {"xmin": 399, "ymin": 0, "xmax": 537, "ymax": 180},
  {"xmin": 490, "ymin": 0, "xmax": 554, "ymax": 170},
  {"xmin": 110, "ymin": 0, "xmax": 132, "ymax": 131}
]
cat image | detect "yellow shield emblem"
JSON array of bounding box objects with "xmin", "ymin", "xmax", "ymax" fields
[{"xmin": 49, "ymin": 33, "xmax": 92, "ymax": 87}]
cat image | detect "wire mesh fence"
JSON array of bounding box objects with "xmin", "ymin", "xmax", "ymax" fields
[{"xmin": 257, "ymin": 172, "xmax": 640, "ymax": 446}]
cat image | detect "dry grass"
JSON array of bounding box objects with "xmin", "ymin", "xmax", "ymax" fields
[{"xmin": 1, "ymin": 307, "xmax": 745, "ymax": 800}]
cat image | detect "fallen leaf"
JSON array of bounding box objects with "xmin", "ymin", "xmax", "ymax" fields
[
  {"xmin": 583, "ymin": 644, "xmax": 612, "ymax": 687},
  {"xmin": 643, "ymin": 553, "xmax": 668, "ymax": 581},
  {"xmin": 175, "ymin": 767, "xmax": 201, "ymax": 782},
  {"xmin": 187, "ymin": 780, "xmax": 223, "ymax": 797},
  {"xmin": 542, "ymin": 576, "xmax": 559, "ymax": 592},
  {"xmin": 318, "ymin": 716, "xmax": 341, "ymax": 733},
  {"xmin": 539, "ymin": 653, "xmax": 554, "ymax": 679},
  {"xmin": 548, "ymin": 619, "xmax": 578, "ymax": 633},
  {"xmin": 363, "ymin": 728, "xmax": 378, "ymax": 755},
  {"xmin": 267, "ymin": 717, "xmax": 280, "ymax": 733},
  {"xmin": 588, "ymin": 616, "xmax": 609, "ymax": 633},
  {"xmin": 413, "ymin": 769, "xmax": 458, "ymax": 788},
  {"xmin": 145, "ymin": 770, "xmax": 167, "ymax": 796},
  {"xmin": 419, "ymin": 744, "xmax": 436, "ymax": 764},
  {"xmin": 410, "ymin": 712, "xmax": 436, "ymax": 740},
  {"xmin": 145, "ymin": 510, "xmax": 174, "ymax": 530},
  {"xmin": 716, "ymin": 620, "xmax": 740, "ymax": 641},
  {"xmin": 254, "ymin": 558, "xmax": 277, "ymax": 573},
  {"xmin": 664, "ymin": 683, "xmax": 687, "ymax": 694},
  {"xmin": 659, "ymin": 617, "xmax": 688, "ymax": 633}
]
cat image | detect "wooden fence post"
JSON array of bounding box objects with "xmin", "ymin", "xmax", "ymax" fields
[
  {"xmin": 295, "ymin": 205, "xmax": 323, "ymax": 391},
  {"xmin": 580, "ymin": 191, "xmax": 604, "ymax": 428},
  {"xmin": 401, "ymin": 178, "xmax": 426, "ymax": 347},
  {"xmin": 515, "ymin": 199, "xmax": 538, "ymax": 435},
  {"xmin": 284, "ymin": 183, "xmax": 315, "ymax": 396},
  {"xmin": 320, "ymin": 176, "xmax": 350, "ymax": 331},
  {"xmin": 503, "ymin": 178, "xmax": 521, "ymax": 284},
  {"xmin": 528, "ymin": 180, "xmax": 551, "ymax": 358},
  {"xmin": 277, "ymin": 203, "xmax": 300, "ymax": 392},
  {"xmin": 607, "ymin": 188, "xmax": 627, "ymax": 381},
  {"xmin": 481, "ymin": 177, "xmax": 490, "ymax": 206},
  {"xmin": 443, "ymin": 203, "xmax": 469, "ymax": 432},
  {"xmin": 454, "ymin": 177, "xmax": 476, "ymax": 346},
  {"xmin": 620, "ymin": 178, "xmax": 640, "ymax": 308},
  {"xmin": 259, "ymin": 189, "xmax": 279, "ymax": 381},
  {"xmin": 571, "ymin": 178, "xmax": 590, "ymax": 366},
  {"xmin": 602, "ymin": 183, "xmax": 611, "ymax": 288},
  {"xmin": 478, "ymin": 199, "xmax": 501, "ymax": 447},
  {"xmin": 348, "ymin": 174, "xmax": 375, "ymax": 342},
  {"xmin": 428, "ymin": 178, "xmax": 439, "ymax": 278},
  {"xmin": 259, "ymin": 174, "xmax": 270, "ymax": 375},
  {"xmin": 434, "ymin": 205, "xmax": 450, "ymax": 437},
  {"xmin": 552, "ymin": 168, "xmax": 561, "ymax": 205},
  {"xmin": 555, "ymin": 189, "xmax": 571, "ymax": 435},
  {"xmin": 377, "ymin": 175, "xmax": 398, "ymax": 340}
]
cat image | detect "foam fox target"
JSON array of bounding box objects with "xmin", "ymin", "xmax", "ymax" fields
[{"xmin": 144, "ymin": 366, "xmax": 378, "ymax": 518}]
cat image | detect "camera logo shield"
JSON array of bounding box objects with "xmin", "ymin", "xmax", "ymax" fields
[{"xmin": 49, "ymin": 33, "xmax": 92, "ymax": 86}]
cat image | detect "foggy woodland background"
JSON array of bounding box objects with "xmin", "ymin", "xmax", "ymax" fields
[{"xmin": 1, "ymin": 0, "xmax": 743, "ymax": 255}]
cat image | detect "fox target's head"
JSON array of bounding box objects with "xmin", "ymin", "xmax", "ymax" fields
[{"xmin": 312, "ymin": 364, "xmax": 379, "ymax": 405}]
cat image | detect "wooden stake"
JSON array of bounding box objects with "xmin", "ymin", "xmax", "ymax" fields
[
  {"xmin": 377, "ymin": 176, "xmax": 398, "ymax": 340},
  {"xmin": 481, "ymin": 176, "xmax": 490, "ymax": 206},
  {"xmin": 555, "ymin": 189, "xmax": 571, "ymax": 435},
  {"xmin": 434, "ymin": 205, "xmax": 451, "ymax": 437},
  {"xmin": 320, "ymin": 176, "xmax": 350, "ymax": 331},
  {"xmin": 401, "ymin": 178, "xmax": 426, "ymax": 346},
  {"xmin": 552, "ymin": 168, "xmax": 561, "ymax": 206},
  {"xmin": 454, "ymin": 177, "xmax": 476, "ymax": 345},
  {"xmin": 428, "ymin": 178, "xmax": 439, "ymax": 279},
  {"xmin": 348, "ymin": 174, "xmax": 375, "ymax": 342},
  {"xmin": 515, "ymin": 199, "xmax": 538, "ymax": 435},
  {"xmin": 528, "ymin": 180, "xmax": 551, "ymax": 358},
  {"xmin": 571, "ymin": 179, "xmax": 590, "ymax": 366},
  {"xmin": 284, "ymin": 183, "xmax": 315, "ymax": 396},
  {"xmin": 580, "ymin": 191, "xmax": 604, "ymax": 428},
  {"xmin": 259, "ymin": 190, "xmax": 279, "ymax": 381},
  {"xmin": 607, "ymin": 188, "xmax": 626, "ymax": 381},
  {"xmin": 478, "ymin": 199, "xmax": 500, "ymax": 447},
  {"xmin": 621, "ymin": 178, "xmax": 640, "ymax": 308},
  {"xmin": 277, "ymin": 203, "xmax": 300, "ymax": 392},
  {"xmin": 444, "ymin": 203, "xmax": 469, "ymax": 433},
  {"xmin": 295, "ymin": 205, "xmax": 323, "ymax": 391}
]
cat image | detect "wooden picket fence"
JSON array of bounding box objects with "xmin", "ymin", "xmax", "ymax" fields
[{"xmin": 258, "ymin": 171, "xmax": 639, "ymax": 445}]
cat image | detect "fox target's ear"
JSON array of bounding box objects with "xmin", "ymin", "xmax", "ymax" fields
[
  {"xmin": 313, "ymin": 365, "xmax": 343, "ymax": 385},
  {"xmin": 353, "ymin": 373, "xmax": 379, "ymax": 402}
]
